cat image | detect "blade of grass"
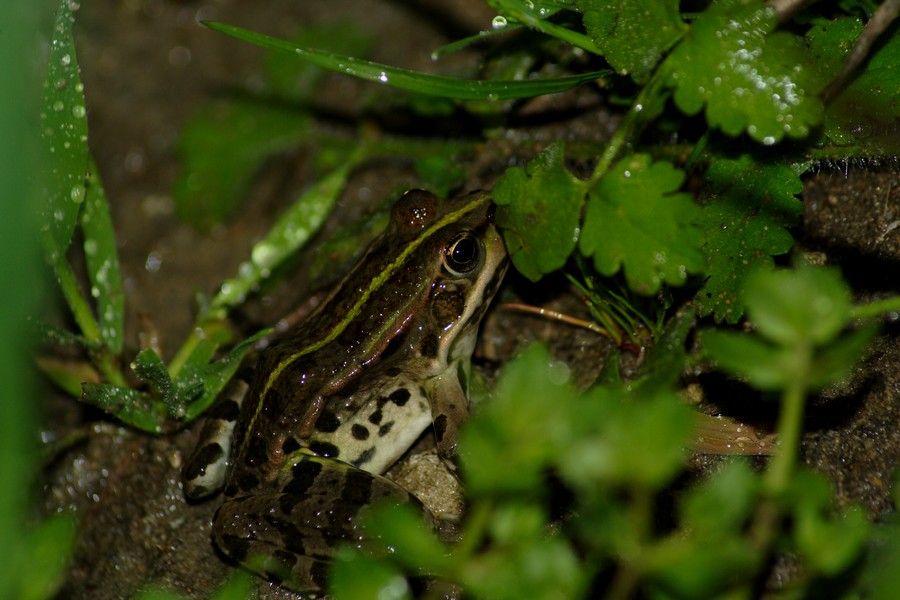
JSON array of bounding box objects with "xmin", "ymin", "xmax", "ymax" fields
[
  {"xmin": 204, "ymin": 21, "xmax": 606, "ymax": 100},
  {"xmin": 80, "ymin": 157, "xmax": 124, "ymax": 354}
]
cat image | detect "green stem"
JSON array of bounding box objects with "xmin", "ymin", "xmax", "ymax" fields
[
  {"xmin": 587, "ymin": 74, "xmax": 667, "ymax": 189},
  {"xmin": 55, "ymin": 257, "xmax": 101, "ymax": 345},
  {"xmin": 849, "ymin": 295, "xmax": 900, "ymax": 321},
  {"xmin": 605, "ymin": 487, "xmax": 653, "ymax": 600},
  {"xmin": 55, "ymin": 257, "xmax": 128, "ymax": 388},
  {"xmin": 764, "ymin": 353, "xmax": 809, "ymax": 496},
  {"xmin": 493, "ymin": 1, "xmax": 602, "ymax": 55}
]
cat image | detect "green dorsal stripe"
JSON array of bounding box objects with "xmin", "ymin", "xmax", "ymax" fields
[{"xmin": 242, "ymin": 194, "xmax": 490, "ymax": 449}]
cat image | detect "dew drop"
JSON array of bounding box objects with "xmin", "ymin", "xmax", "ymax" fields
[
  {"xmin": 84, "ymin": 239, "xmax": 98, "ymax": 256},
  {"xmin": 378, "ymin": 71, "xmax": 389, "ymax": 83},
  {"xmin": 71, "ymin": 105, "xmax": 86, "ymax": 118},
  {"xmin": 762, "ymin": 135, "xmax": 775, "ymax": 146},
  {"xmin": 60, "ymin": 54, "xmax": 72, "ymax": 67},
  {"xmin": 492, "ymin": 16, "xmax": 508, "ymax": 29},
  {"xmin": 52, "ymin": 100, "xmax": 65, "ymax": 112}
]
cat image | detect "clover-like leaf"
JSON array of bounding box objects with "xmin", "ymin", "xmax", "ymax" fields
[
  {"xmin": 663, "ymin": 0, "xmax": 823, "ymax": 144},
  {"xmin": 695, "ymin": 155, "xmax": 803, "ymax": 323},
  {"xmin": 577, "ymin": 0, "xmax": 685, "ymax": 83},
  {"xmin": 493, "ymin": 143, "xmax": 586, "ymax": 281},
  {"xmin": 579, "ymin": 154, "xmax": 703, "ymax": 295}
]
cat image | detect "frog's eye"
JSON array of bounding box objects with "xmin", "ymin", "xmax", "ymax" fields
[{"xmin": 443, "ymin": 232, "xmax": 482, "ymax": 276}]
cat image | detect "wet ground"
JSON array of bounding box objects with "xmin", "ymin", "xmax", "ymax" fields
[{"xmin": 41, "ymin": 1, "xmax": 899, "ymax": 598}]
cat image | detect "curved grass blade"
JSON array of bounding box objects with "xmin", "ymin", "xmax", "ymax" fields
[
  {"xmin": 204, "ymin": 21, "xmax": 606, "ymax": 100},
  {"xmin": 80, "ymin": 158, "xmax": 124, "ymax": 354}
]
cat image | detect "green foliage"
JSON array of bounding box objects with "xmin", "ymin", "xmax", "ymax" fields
[
  {"xmin": 577, "ymin": 0, "xmax": 685, "ymax": 83},
  {"xmin": 580, "ymin": 154, "xmax": 703, "ymax": 294},
  {"xmin": 29, "ymin": 0, "xmax": 900, "ymax": 598},
  {"xmin": 493, "ymin": 143, "xmax": 585, "ymax": 281},
  {"xmin": 330, "ymin": 266, "xmax": 893, "ymax": 600},
  {"xmin": 695, "ymin": 156, "xmax": 804, "ymax": 323},
  {"xmin": 662, "ymin": 0, "xmax": 824, "ymax": 144}
]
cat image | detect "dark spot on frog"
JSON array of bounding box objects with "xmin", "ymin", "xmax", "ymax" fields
[
  {"xmin": 341, "ymin": 469, "xmax": 374, "ymax": 506},
  {"xmin": 351, "ymin": 424, "xmax": 370, "ymax": 440},
  {"xmin": 368, "ymin": 407, "xmax": 383, "ymax": 425},
  {"xmin": 219, "ymin": 532, "xmax": 251, "ymax": 562},
  {"xmin": 378, "ymin": 422, "xmax": 394, "ymax": 437},
  {"xmin": 183, "ymin": 442, "xmax": 223, "ymax": 480},
  {"xmin": 420, "ymin": 332, "xmax": 439, "ymax": 358},
  {"xmin": 231, "ymin": 471, "xmax": 259, "ymax": 496},
  {"xmin": 389, "ymin": 388, "xmax": 411, "ymax": 406},
  {"xmin": 385, "ymin": 366, "xmax": 402, "ymax": 377},
  {"xmin": 309, "ymin": 440, "xmax": 340, "ymax": 459},
  {"xmin": 283, "ymin": 460, "xmax": 323, "ymax": 495},
  {"xmin": 352, "ymin": 447, "xmax": 375, "ymax": 467},
  {"xmin": 310, "ymin": 560, "xmax": 330, "ymax": 589},
  {"xmin": 315, "ymin": 409, "xmax": 341, "ymax": 433},
  {"xmin": 208, "ymin": 397, "xmax": 241, "ymax": 421},
  {"xmin": 433, "ymin": 414, "xmax": 448, "ymax": 442}
]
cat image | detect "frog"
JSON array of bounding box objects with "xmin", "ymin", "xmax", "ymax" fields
[{"xmin": 182, "ymin": 189, "xmax": 508, "ymax": 593}]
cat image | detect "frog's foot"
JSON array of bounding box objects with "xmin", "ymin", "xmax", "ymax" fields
[{"xmin": 212, "ymin": 454, "xmax": 432, "ymax": 593}]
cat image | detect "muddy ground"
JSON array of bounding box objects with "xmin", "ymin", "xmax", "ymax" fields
[{"xmin": 40, "ymin": 1, "xmax": 898, "ymax": 598}]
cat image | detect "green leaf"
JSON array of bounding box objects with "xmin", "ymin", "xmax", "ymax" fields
[
  {"xmin": 807, "ymin": 17, "xmax": 900, "ymax": 151},
  {"xmin": 81, "ymin": 383, "xmax": 167, "ymax": 433},
  {"xmin": 579, "ymin": 154, "xmax": 703, "ymax": 295},
  {"xmin": 204, "ymin": 21, "xmax": 606, "ymax": 101},
  {"xmin": 182, "ymin": 328, "xmax": 272, "ymax": 421},
  {"xmin": 744, "ymin": 266, "xmax": 851, "ymax": 347},
  {"xmin": 460, "ymin": 344, "xmax": 576, "ymax": 496},
  {"xmin": 493, "ymin": 143, "xmax": 586, "ymax": 281},
  {"xmin": 174, "ymin": 98, "xmax": 312, "ymax": 228},
  {"xmin": 39, "ymin": 0, "xmax": 89, "ymax": 259},
  {"xmin": 577, "ymin": 0, "xmax": 686, "ymax": 83},
  {"xmin": 329, "ymin": 546, "xmax": 412, "ymax": 600},
  {"xmin": 796, "ymin": 503, "xmax": 870, "ymax": 575},
  {"xmin": 663, "ymin": 0, "xmax": 824, "ymax": 144},
  {"xmin": 681, "ymin": 459, "xmax": 759, "ymax": 535},
  {"xmin": 701, "ymin": 330, "xmax": 802, "ymax": 390},
  {"xmin": 263, "ymin": 22, "xmax": 373, "ymax": 102},
  {"xmin": 80, "ymin": 158, "xmax": 124, "ymax": 354},
  {"xmin": 208, "ymin": 160, "xmax": 356, "ymax": 314},
  {"xmin": 695, "ymin": 155, "xmax": 803, "ymax": 323},
  {"xmin": 18, "ymin": 514, "xmax": 76, "ymax": 600},
  {"xmin": 808, "ymin": 324, "xmax": 878, "ymax": 390},
  {"xmin": 359, "ymin": 504, "xmax": 449, "ymax": 573},
  {"xmin": 562, "ymin": 388, "xmax": 694, "ymax": 489}
]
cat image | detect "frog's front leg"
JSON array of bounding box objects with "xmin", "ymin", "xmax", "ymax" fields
[{"xmin": 212, "ymin": 452, "xmax": 432, "ymax": 592}]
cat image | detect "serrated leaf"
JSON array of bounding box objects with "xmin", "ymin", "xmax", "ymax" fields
[
  {"xmin": 807, "ymin": 17, "xmax": 900, "ymax": 150},
  {"xmin": 695, "ymin": 156, "xmax": 803, "ymax": 323},
  {"xmin": 39, "ymin": 0, "xmax": 89, "ymax": 260},
  {"xmin": 663, "ymin": 0, "xmax": 823, "ymax": 144},
  {"xmin": 80, "ymin": 158, "xmax": 124, "ymax": 354},
  {"xmin": 174, "ymin": 98, "xmax": 312, "ymax": 228},
  {"xmin": 577, "ymin": 0, "xmax": 685, "ymax": 83},
  {"xmin": 493, "ymin": 143, "xmax": 586, "ymax": 281},
  {"xmin": 579, "ymin": 154, "xmax": 703, "ymax": 295}
]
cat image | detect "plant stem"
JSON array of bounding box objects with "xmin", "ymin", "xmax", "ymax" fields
[
  {"xmin": 849, "ymin": 295, "xmax": 900, "ymax": 321},
  {"xmin": 54, "ymin": 257, "xmax": 127, "ymax": 388}
]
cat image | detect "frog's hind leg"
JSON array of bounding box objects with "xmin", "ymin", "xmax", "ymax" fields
[
  {"xmin": 182, "ymin": 379, "xmax": 248, "ymax": 499},
  {"xmin": 212, "ymin": 453, "xmax": 433, "ymax": 593}
]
